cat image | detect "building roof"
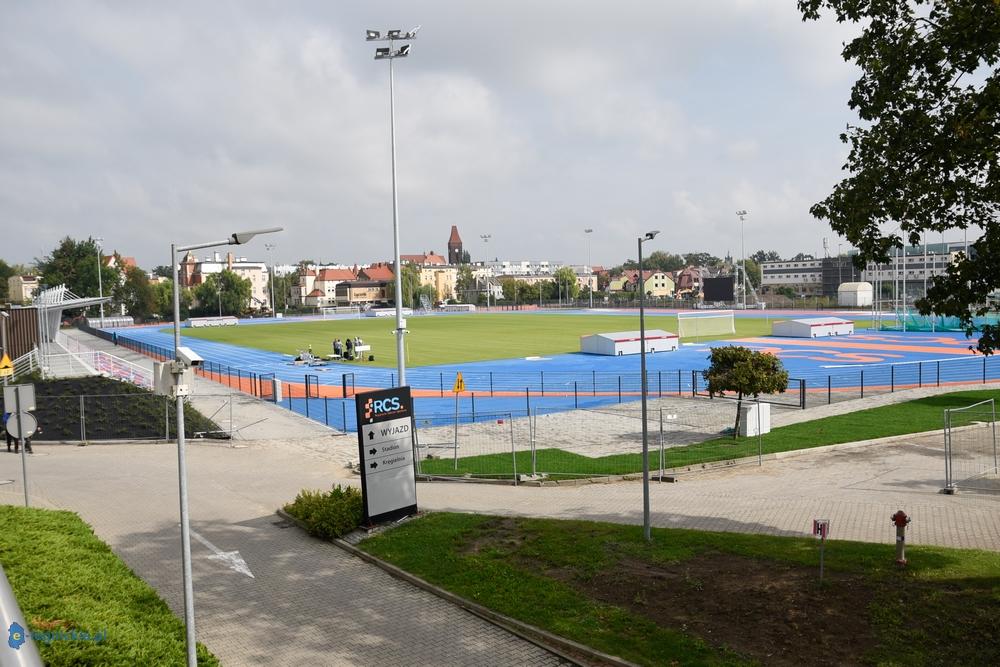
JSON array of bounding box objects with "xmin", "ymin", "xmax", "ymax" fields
[
  {"xmin": 401, "ymin": 252, "xmax": 447, "ymax": 265},
  {"xmin": 306, "ymin": 289, "xmax": 325, "ymax": 297},
  {"xmin": 448, "ymin": 225, "xmax": 462, "ymax": 245},
  {"xmin": 360, "ymin": 264, "xmax": 394, "ymax": 281},
  {"xmin": 622, "ymin": 269, "xmax": 668, "ymax": 282},
  {"xmin": 317, "ymin": 268, "xmax": 357, "ymax": 281},
  {"xmin": 582, "ymin": 330, "xmax": 677, "ymax": 341}
]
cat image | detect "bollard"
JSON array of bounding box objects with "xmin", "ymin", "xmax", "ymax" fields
[{"xmin": 891, "ymin": 510, "xmax": 910, "ymax": 567}]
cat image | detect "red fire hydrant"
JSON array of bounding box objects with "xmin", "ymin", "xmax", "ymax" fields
[{"xmin": 891, "ymin": 510, "xmax": 911, "ymax": 567}]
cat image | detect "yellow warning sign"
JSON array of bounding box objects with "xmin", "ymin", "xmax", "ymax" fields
[
  {"xmin": 0, "ymin": 354, "xmax": 12, "ymax": 378},
  {"xmin": 452, "ymin": 372, "xmax": 465, "ymax": 393}
]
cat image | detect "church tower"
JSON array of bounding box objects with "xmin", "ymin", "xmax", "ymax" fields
[{"xmin": 447, "ymin": 225, "xmax": 464, "ymax": 264}]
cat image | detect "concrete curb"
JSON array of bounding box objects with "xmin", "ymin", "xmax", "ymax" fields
[{"xmin": 275, "ymin": 509, "xmax": 639, "ymax": 667}]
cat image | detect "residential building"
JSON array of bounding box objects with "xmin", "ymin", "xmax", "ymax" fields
[
  {"xmin": 760, "ymin": 258, "xmax": 824, "ymax": 296},
  {"xmin": 335, "ymin": 280, "xmax": 388, "ymax": 306},
  {"xmin": 612, "ymin": 270, "xmax": 675, "ymax": 297},
  {"xmin": 401, "ymin": 251, "xmax": 447, "ymax": 266},
  {"xmin": 7, "ymin": 275, "xmax": 39, "ymax": 303},
  {"xmin": 418, "ymin": 266, "xmax": 458, "ymax": 302},
  {"xmin": 358, "ymin": 263, "xmax": 395, "ymax": 282},
  {"xmin": 178, "ymin": 251, "xmax": 271, "ymax": 311},
  {"xmin": 673, "ymin": 266, "xmax": 705, "ymax": 300}
]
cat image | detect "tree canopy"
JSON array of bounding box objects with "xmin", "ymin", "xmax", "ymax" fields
[
  {"xmin": 800, "ymin": 0, "xmax": 1000, "ymax": 353},
  {"xmin": 192, "ymin": 270, "xmax": 252, "ymax": 317},
  {"xmin": 35, "ymin": 237, "xmax": 120, "ymax": 305},
  {"xmin": 703, "ymin": 346, "xmax": 788, "ymax": 438}
]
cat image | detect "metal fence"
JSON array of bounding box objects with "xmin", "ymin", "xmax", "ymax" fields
[
  {"xmin": 410, "ymin": 397, "xmax": 765, "ymax": 481},
  {"xmin": 0, "ymin": 393, "xmax": 229, "ymax": 442},
  {"xmin": 944, "ymin": 399, "xmax": 999, "ymax": 493}
]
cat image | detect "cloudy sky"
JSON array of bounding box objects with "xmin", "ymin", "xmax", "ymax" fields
[{"xmin": 2, "ymin": 1, "xmax": 875, "ymax": 270}]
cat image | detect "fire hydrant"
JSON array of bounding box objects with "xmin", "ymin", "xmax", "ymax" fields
[{"xmin": 891, "ymin": 510, "xmax": 911, "ymax": 567}]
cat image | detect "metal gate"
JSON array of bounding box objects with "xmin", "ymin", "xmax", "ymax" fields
[
  {"xmin": 944, "ymin": 399, "xmax": 999, "ymax": 492},
  {"xmin": 258, "ymin": 373, "xmax": 275, "ymax": 402}
]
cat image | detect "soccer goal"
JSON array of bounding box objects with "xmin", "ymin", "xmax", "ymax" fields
[
  {"xmin": 677, "ymin": 310, "xmax": 735, "ymax": 340},
  {"xmin": 320, "ymin": 305, "xmax": 361, "ymax": 319}
]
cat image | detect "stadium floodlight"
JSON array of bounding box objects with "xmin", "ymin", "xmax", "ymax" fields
[
  {"xmin": 736, "ymin": 210, "xmax": 748, "ymax": 308},
  {"xmin": 170, "ymin": 226, "xmax": 280, "ymax": 667},
  {"xmin": 367, "ymin": 24, "xmax": 419, "ymax": 386},
  {"xmin": 584, "ymin": 229, "xmax": 594, "ymax": 308},
  {"xmin": 637, "ymin": 230, "xmax": 659, "ymax": 542}
]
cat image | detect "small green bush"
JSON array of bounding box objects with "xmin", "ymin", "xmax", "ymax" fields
[{"xmin": 284, "ymin": 485, "xmax": 363, "ymax": 539}]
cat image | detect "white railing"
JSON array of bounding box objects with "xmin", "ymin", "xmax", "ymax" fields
[
  {"xmin": 11, "ymin": 348, "xmax": 40, "ymax": 379},
  {"xmin": 48, "ymin": 332, "xmax": 153, "ymax": 388}
]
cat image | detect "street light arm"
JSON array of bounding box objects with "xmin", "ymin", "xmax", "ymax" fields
[{"xmin": 177, "ymin": 227, "xmax": 283, "ymax": 252}]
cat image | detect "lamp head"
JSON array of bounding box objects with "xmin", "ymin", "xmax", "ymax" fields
[
  {"xmin": 230, "ymin": 227, "xmax": 283, "ymax": 245},
  {"xmin": 643, "ymin": 230, "xmax": 660, "ymax": 241},
  {"xmin": 736, "ymin": 209, "xmax": 748, "ymax": 216},
  {"xmin": 397, "ymin": 44, "xmax": 411, "ymax": 57},
  {"xmin": 366, "ymin": 29, "xmax": 381, "ymax": 40},
  {"xmin": 375, "ymin": 47, "xmax": 391, "ymax": 59}
]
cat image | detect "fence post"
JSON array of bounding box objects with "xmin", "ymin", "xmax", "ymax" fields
[
  {"xmin": 678, "ymin": 369, "xmax": 682, "ymax": 396},
  {"xmin": 541, "ymin": 371, "xmax": 545, "ymax": 396},
  {"xmin": 80, "ymin": 395, "xmax": 86, "ymax": 443},
  {"xmin": 658, "ymin": 371, "xmax": 662, "ymax": 398},
  {"xmin": 440, "ymin": 373, "xmax": 444, "ymax": 397},
  {"xmin": 342, "ymin": 401, "xmax": 347, "ymax": 432},
  {"xmin": 471, "ymin": 392, "xmax": 476, "ymax": 422},
  {"xmin": 324, "ymin": 398, "xmax": 329, "ymax": 426},
  {"xmin": 525, "ymin": 387, "xmax": 530, "ymax": 414},
  {"xmin": 937, "ymin": 360, "xmax": 941, "ymax": 387},
  {"xmin": 618, "ymin": 375, "xmax": 622, "ymax": 403},
  {"xmin": 860, "ymin": 369, "xmax": 864, "ymax": 398},
  {"xmin": 985, "ymin": 356, "xmax": 988, "ymax": 384},
  {"xmin": 799, "ymin": 379, "xmax": 806, "ymax": 409},
  {"xmin": 691, "ymin": 370, "xmax": 698, "ymax": 397},
  {"xmin": 827, "ymin": 376, "xmax": 832, "ymax": 405},
  {"xmin": 574, "ymin": 381, "xmax": 578, "ymax": 408},
  {"xmin": 919, "ymin": 362, "xmax": 923, "ymax": 388},
  {"xmin": 490, "ymin": 372, "xmax": 494, "ymax": 397},
  {"xmin": 592, "ymin": 370, "xmax": 596, "ymax": 396},
  {"xmin": 165, "ymin": 396, "xmax": 170, "ymax": 441},
  {"xmin": 891, "ymin": 365, "xmax": 895, "ymax": 393}
]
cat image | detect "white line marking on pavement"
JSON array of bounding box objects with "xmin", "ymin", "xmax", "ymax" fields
[{"xmin": 190, "ymin": 529, "xmax": 255, "ymax": 578}]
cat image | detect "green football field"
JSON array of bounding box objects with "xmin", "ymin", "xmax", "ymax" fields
[{"xmin": 175, "ymin": 313, "xmax": 853, "ymax": 368}]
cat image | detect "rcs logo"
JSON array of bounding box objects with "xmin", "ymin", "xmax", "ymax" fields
[{"xmin": 364, "ymin": 396, "xmax": 401, "ymax": 422}]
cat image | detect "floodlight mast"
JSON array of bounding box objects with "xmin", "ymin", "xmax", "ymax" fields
[
  {"xmin": 638, "ymin": 229, "xmax": 660, "ymax": 542},
  {"xmin": 367, "ymin": 25, "xmax": 419, "ymax": 386},
  {"xmin": 736, "ymin": 210, "xmax": 748, "ymax": 308}
]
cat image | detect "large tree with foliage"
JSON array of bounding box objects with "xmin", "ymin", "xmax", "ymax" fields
[
  {"xmin": 703, "ymin": 347, "xmax": 789, "ymax": 439},
  {"xmin": 35, "ymin": 237, "xmax": 120, "ymax": 305},
  {"xmin": 800, "ymin": 0, "xmax": 1000, "ymax": 352},
  {"xmin": 751, "ymin": 250, "xmax": 782, "ymax": 264},
  {"xmin": 192, "ymin": 270, "xmax": 252, "ymax": 317},
  {"xmin": 115, "ymin": 266, "xmax": 157, "ymax": 320},
  {"xmin": 455, "ymin": 266, "xmax": 477, "ymax": 302},
  {"xmin": 549, "ymin": 266, "xmax": 580, "ymax": 301},
  {"xmin": 384, "ymin": 263, "xmax": 421, "ymax": 308}
]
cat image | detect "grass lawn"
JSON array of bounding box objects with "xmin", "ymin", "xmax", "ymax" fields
[
  {"xmin": 360, "ymin": 512, "xmax": 1000, "ymax": 666},
  {"xmin": 0, "ymin": 505, "xmax": 218, "ymax": 666},
  {"xmin": 175, "ymin": 313, "xmax": 871, "ymax": 368},
  {"xmin": 419, "ymin": 387, "xmax": 1000, "ymax": 478}
]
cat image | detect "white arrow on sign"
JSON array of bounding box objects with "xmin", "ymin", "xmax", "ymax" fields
[{"xmin": 190, "ymin": 529, "xmax": 255, "ymax": 578}]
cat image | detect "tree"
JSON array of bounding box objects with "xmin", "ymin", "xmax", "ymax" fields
[
  {"xmin": 35, "ymin": 237, "xmax": 121, "ymax": 307},
  {"xmin": 460, "ymin": 250, "xmax": 472, "ymax": 265},
  {"xmin": 455, "ymin": 266, "xmax": 477, "ymax": 302},
  {"xmin": 551, "ymin": 266, "xmax": 579, "ymax": 301},
  {"xmin": 751, "ymin": 250, "xmax": 782, "ymax": 264},
  {"xmin": 0, "ymin": 260, "xmax": 18, "ymax": 300},
  {"xmin": 800, "ymin": 0, "xmax": 1000, "ymax": 353},
  {"xmin": 703, "ymin": 347, "xmax": 789, "ymax": 439},
  {"xmin": 385, "ymin": 263, "xmax": 421, "ymax": 308},
  {"xmin": 684, "ymin": 252, "xmax": 721, "ymax": 268},
  {"xmin": 738, "ymin": 258, "xmax": 762, "ymax": 289},
  {"xmin": 645, "ymin": 250, "xmax": 686, "ymax": 273},
  {"xmin": 790, "ymin": 253, "xmax": 815, "ymax": 262},
  {"xmin": 116, "ymin": 266, "xmax": 156, "ymax": 320},
  {"xmin": 152, "ymin": 265, "xmax": 173, "ymax": 279},
  {"xmin": 192, "ymin": 270, "xmax": 252, "ymax": 316},
  {"xmin": 152, "ymin": 280, "xmax": 191, "ymax": 320}
]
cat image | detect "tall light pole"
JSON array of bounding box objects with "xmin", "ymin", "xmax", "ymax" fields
[
  {"xmin": 736, "ymin": 211, "xmax": 748, "ymax": 308},
  {"xmin": 480, "ymin": 234, "xmax": 491, "ymax": 309},
  {"xmin": 638, "ymin": 229, "xmax": 660, "ymax": 542},
  {"xmin": 584, "ymin": 228, "xmax": 594, "ymax": 309},
  {"xmin": 368, "ymin": 25, "xmax": 419, "ymax": 387},
  {"xmin": 265, "ymin": 243, "xmax": 277, "ymax": 315},
  {"xmin": 1, "ymin": 312, "xmax": 8, "ymax": 387},
  {"xmin": 170, "ymin": 226, "xmax": 281, "ymax": 667},
  {"xmin": 95, "ymin": 237, "xmax": 105, "ymax": 324}
]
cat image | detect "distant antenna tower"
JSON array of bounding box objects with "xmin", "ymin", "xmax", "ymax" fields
[{"xmin": 822, "ymin": 237, "xmax": 829, "ymax": 258}]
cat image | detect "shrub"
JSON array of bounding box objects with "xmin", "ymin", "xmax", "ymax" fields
[{"xmin": 284, "ymin": 485, "xmax": 363, "ymax": 539}]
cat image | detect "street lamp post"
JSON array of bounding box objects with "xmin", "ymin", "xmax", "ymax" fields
[
  {"xmin": 1, "ymin": 312, "xmax": 8, "ymax": 387},
  {"xmin": 368, "ymin": 25, "xmax": 419, "ymax": 387},
  {"xmin": 480, "ymin": 234, "xmax": 491, "ymax": 309},
  {"xmin": 638, "ymin": 229, "xmax": 660, "ymax": 542},
  {"xmin": 736, "ymin": 211, "xmax": 748, "ymax": 308},
  {"xmin": 265, "ymin": 243, "xmax": 277, "ymax": 316},
  {"xmin": 170, "ymin": 227, "xmax": 281, "ymax": 667},
  {"xmin": 95, "ymin": 237, "xmax": 105, "ymax": 324},
  {"xmin": 584, "ymin": 228, "xmax": 594, "ymax": 309}
]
